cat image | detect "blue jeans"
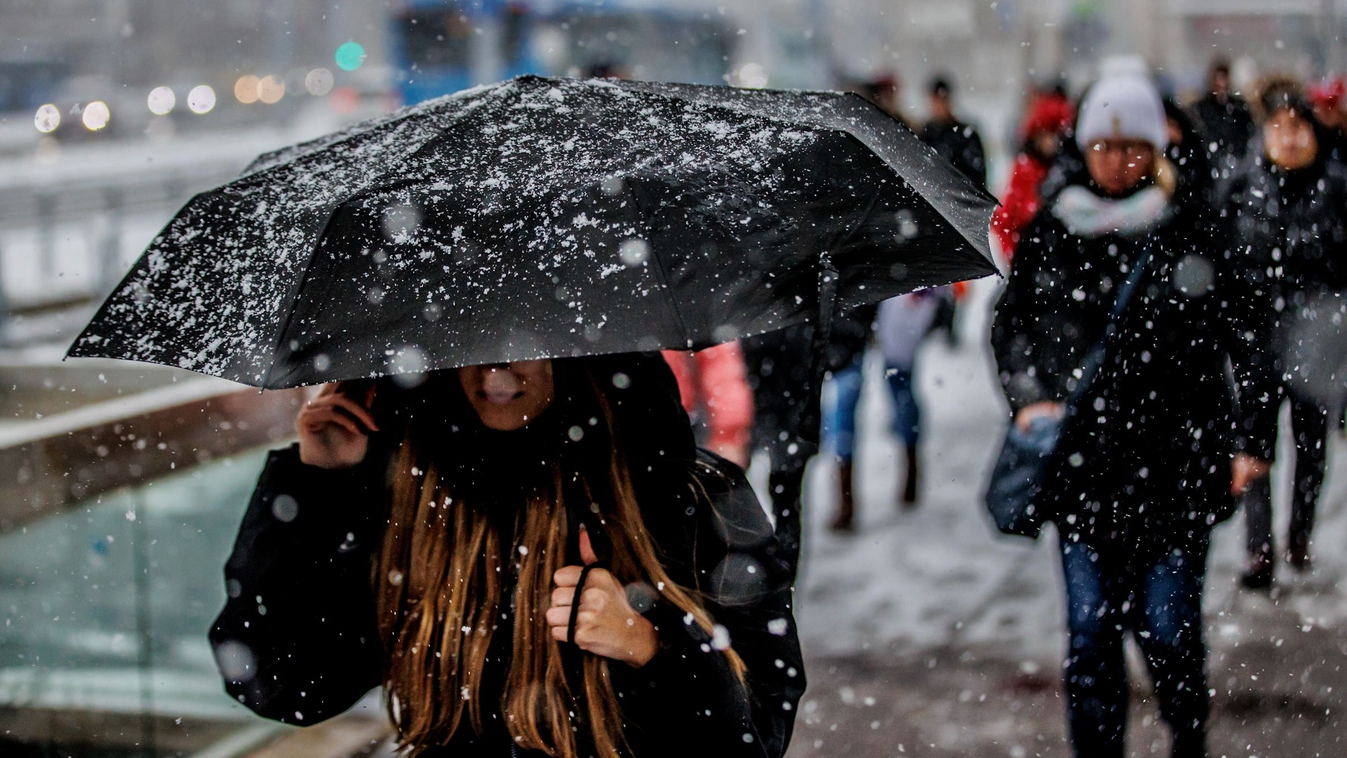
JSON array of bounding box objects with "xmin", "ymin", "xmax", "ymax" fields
[
  {"xmin": 1059, "ymin": 535, "xmax": 1210, "ymax": 758},
  {"xmin": 883, "ymin": 366, "xmax": 920, "ymax": 447},
  {"xmin": 826, "ymin": 362, "xmax": 864, "ymax": 464}
]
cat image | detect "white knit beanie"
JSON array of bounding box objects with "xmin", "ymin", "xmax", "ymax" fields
[{"xmin": 1075, "ymin": 68, "xmax": 1169, "ymax": 152}]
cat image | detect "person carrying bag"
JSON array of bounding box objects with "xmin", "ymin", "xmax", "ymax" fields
[
  {"xmin": 986, "ymin": 64, "xmax": 1274, "ymax": 758},
  {"xmin": 984, "ymin": 244, "xmax": 1152, "ymax": 538}
]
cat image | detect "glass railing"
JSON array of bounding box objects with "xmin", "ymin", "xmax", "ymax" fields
[{"xmin": 0, "ymin": 447, "xmax": 283, "ymax": 756}]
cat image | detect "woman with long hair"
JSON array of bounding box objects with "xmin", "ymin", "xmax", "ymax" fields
[{"xmin": 210, "ymin": 352, "xmax": 804, "ymax": 757}]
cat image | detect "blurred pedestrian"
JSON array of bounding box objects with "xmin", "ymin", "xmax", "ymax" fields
[
  {"xmin": 210, "ymin": 354, "xmax": 804, "ymax": 757},
  {"xmin": 742, "ymin": 326, "xmax": 815, "ymax": 564},
  {"xmin": 823, "ymin": 304, "xmax": 879, "ymax": 531},
  {"xmin": 1308, "ymin": 77, "xmax": 1347, "ymax": 163},
  {"xmin": 1191, "ymin": 58, "xmax": 1256, "ymax": 172},
  {"xmin": 858, "ymin": 73, "xmax": 910, "ymax": 129},
  {"xmin": 663, "ymin": 342, "xmax": 755, "ymax": 467},
  {"xmin": 1162, "ymin": 97, "xmax": 1215, "ymax": 209},
  {"xmin": 875, "ymin": 292, "xmax": 939, "ymax": 506},
  {"xmin": 920, "ymin": 74, "xmax": 987, "ymax": 187},
  {"xmin": 920, "ymin": 74, "xmax": 985, "ymax": 347},
  {"xmin": 991, "ymin": 69, "xmax": 1273, "ymax": 758},
  {"xmin": 991, "ymin": 90, "xmax": 1075, "ymax": 263},
  {"xmin": 1225, "ymin": 83, "xmax": 1347, "ymax": 588}
]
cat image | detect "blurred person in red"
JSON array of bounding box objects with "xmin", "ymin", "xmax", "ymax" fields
[
  {"xmin": 662, "ymin": 343, "xmax": 754, "ymax": 468},
  {"xmin": 1308, "ymin": 77, "xmax": 1347, "ymax": 162},
  {"xmin": 991, "ymin": 90, "xmax": 1075, "ymax": 263}
]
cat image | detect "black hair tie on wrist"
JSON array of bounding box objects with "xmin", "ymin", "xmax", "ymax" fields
[{"xmin": 567, "ymin": 563, "xmax": 601, "ymax": 647}]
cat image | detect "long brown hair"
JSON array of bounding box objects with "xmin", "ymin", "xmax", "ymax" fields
[{"xmin": 371, "ymin": 361, "xmax": 746, "ymax": 756}]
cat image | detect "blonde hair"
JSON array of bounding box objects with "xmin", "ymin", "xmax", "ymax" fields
[{"xmin": 372, "ymin": 367, "xmax": 746, "ymax": 756}]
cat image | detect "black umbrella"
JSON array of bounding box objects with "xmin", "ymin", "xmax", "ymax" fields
[{"xmin": 68, "ymin": 75, "xmax": 995, "ymax": 389}]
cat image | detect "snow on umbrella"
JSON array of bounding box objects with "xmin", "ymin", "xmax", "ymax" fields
[{"xmin": 67, "ymin": 75, "xmax": 997, "ymax": 388}]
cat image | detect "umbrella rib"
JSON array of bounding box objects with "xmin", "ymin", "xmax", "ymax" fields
[
  {"xmin": 259, "ymin": 206, "xmax": 343, "ymax": 389},
  {"xmin": 833, "ymin": 127, "xmax": 998, "ymax": 272}
]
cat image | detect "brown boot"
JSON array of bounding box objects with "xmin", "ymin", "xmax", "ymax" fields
[
  {"xmin": 831, "ymin": 462, "xmax": 855, "ymax": 531},
  {"xmin": 901, "ymin": 447, "xmax": 920, "ymax": 507}
]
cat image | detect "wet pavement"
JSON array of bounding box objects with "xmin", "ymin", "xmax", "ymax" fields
[{"xmin": 785, "ymin": 281, "xmax": 1347, "ymax": 757}]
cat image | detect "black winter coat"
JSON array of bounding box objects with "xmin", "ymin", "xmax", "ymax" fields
[
  {"xmin": 210, "ymin": 356, "xmax": 804, "ymax": 757},
  {"xmin": 991, "ymin": 183, "xmax": 1275, "ymax": 545},
  {"xmin": 740, "ymin": 302, "xmax": 877, "ymax": 455},
  {"xmin": 1191, "ymin": 92, "xmax": 1255, "ymax": 161},
  {"xmin": 1164, "ymin": 99, "xmax": 1216, "ymax": 212},
  {"xmin": 1224, "ymin": 151, "xmax": 1347, "ymax": 412},
  {"xmin": 742, "ymin": 325, "xmax": 814, "ymax": 455},
  {"xmin": 825, "ymin": 303, "xmax": 879, "ymax": 373},
  {"xmin": 920, "ymin": 118, "xmax": 987, "ymax": 188},
  {"xmin": 1225, "ymin": 152, "xmax": 1347, "ymax": 312}
]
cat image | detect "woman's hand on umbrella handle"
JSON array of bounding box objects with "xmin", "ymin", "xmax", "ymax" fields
[
  {"xmin": 1014, "ymin": 401, "xmax": 1064, "ymax": 433},
  {"xmin": 547, "ymin": 529, "xmax": 659, "ymax": 667},
  {"xmin": 297, "ymin": 383, "xmax": 379, "ymax": 469},
  {"xmin": 1231, "ymin": 453, "xmax": 1271, "ymax": 496}
]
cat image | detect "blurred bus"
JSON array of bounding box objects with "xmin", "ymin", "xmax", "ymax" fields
[{"xmin": 389, "ymin": 0, "xmax": 737, "ymax": 105}]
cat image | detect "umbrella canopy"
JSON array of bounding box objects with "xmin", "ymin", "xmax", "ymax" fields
[{"xmin": 68, "ymin": 75, "xmax": 996, "ymax": 388}]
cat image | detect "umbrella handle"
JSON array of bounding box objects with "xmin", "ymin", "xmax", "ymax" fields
[
  {"xmin": 562, "ymin": 497, "xmax": 611, "ymax": 648},
  {"xmin": 567, "ymin": 563, "xmax": 602, "ymax": 646}
]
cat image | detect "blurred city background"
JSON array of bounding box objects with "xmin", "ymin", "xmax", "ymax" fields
[{"xmin": 2, "ymin": 0, "xmax": 1347, "ymax": 756}]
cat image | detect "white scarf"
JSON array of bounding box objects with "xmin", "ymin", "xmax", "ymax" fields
[{"xmin": 1051, "ymin": 185, "xmax": 1171, "ymax": 239}]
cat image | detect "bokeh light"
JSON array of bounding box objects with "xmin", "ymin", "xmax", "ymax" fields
[
  {"xmin": 81, "ymin": 101, "xmax": 111, "ymax": 131},
  {"xmin": 234, "ymin": 75, "xmax": 260, "ymax": 104},
  {"xmin": 147, "ymin": 86, "xmax": 176, "ymax": 115},
  {"xmin": 34, "ymin": 103, "xmax": 60, "ymax": 133},
  {"xmin": 305, "ymin": 67, "xmax": 334, "ymax": 96},
  {"xmin": 335, "ymin": 41, "xmax": 367, "ymax": 72},
  {"xmin": 329, "ymin": 86, "xmax": 359, "ymax": 114},
  {"xmin": 257, "ymin": 75, "xmax": 285, "ymax": 104},
  {"xmin": 187, "ymin": 85, "xmax": 216, "ymax": 114}
]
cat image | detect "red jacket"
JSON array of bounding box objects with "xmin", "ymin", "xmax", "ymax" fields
[
  {"xmin": 662, "ymin": 342, "xmax": 754, "ymax": 466},
  {"xmin": 994, "ymin": 94, "xmax": 1074, "ymax": 263},
  {"xmin": 991, "ymin": 154, "xmax": 1050, "ymax": 263}
]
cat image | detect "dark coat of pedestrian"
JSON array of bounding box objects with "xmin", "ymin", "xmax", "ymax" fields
[
  {"xmin": 1224, "ymin": 85, "xmax": 1347, "ymax": 585},
  {"xmin": 742, "ymin": 324, "xmax": 815, "ymax": 563},
  {"xmin": 995, "ymin": 146, "xmax": 1262, "ymax": 548},
  {"xmin": 1163, "ymin": 98, "xmax": 1216, "ymax": 211},
  {"xmin": 920, "ymin": 77, "xmax": 987, "ymax": 188},
  {"xmin": 991, "ymin": 69, "xmax": 1273, "ymax": 758},
  {"xmin": 210, "ymin": 353, "xmax": 804, "ymax": 758},
  {"xmin": 1191, "ymin": 61, "xmax": 1256, "ymax": 165}
]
